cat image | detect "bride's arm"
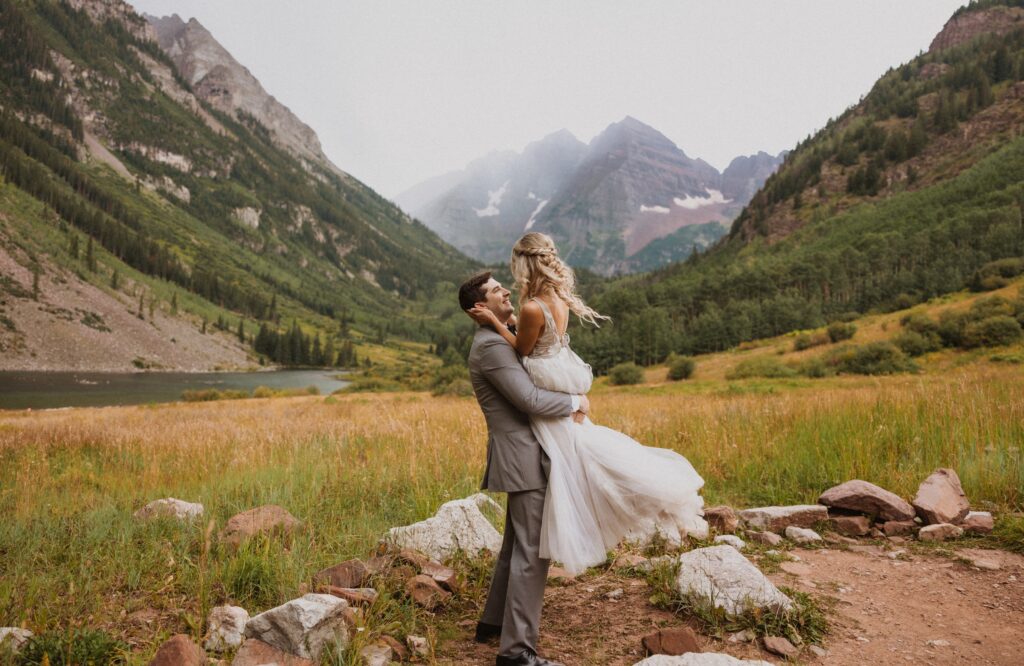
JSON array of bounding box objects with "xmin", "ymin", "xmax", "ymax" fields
[{"xmin": 468, "ymin": 301, "xmax": 543, "ymax": 356}]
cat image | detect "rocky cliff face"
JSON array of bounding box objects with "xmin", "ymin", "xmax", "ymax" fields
[
  {"xmin": 402, "ymin": 117, "xmax": 782, "ymax": 275},
  {"xmin": 929, "ymin": 4, "xmax": 1024, "ymax": 53},
  {"xmin": 146, "ymin": 13, "xmax": 346, "ymax": 178}
]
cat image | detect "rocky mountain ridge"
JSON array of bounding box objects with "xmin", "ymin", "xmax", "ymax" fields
[{"xmin": 399, "ymin": 117, "xmax": 783, "ymax": 275}]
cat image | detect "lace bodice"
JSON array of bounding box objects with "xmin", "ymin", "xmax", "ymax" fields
[{"xmin": 530, "ymin": 298, "xmax": 570, "ymax": 358}]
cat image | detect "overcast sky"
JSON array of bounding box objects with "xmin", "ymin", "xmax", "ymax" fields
[{"xmin": 130, "ymin": 1, "xmax": 965, "ymax": 198}]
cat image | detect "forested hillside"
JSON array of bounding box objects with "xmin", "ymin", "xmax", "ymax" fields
[
  {"xmin": 571, "ymin": 1, "xmax": 1024, "ymax": 373},
  {"xmin": 0, "ymin": 0, "xmax": 475, "ymax": 370}
]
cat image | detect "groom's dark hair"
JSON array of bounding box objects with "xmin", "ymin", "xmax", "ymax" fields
[{"xmin": 458, "ymin": 271, "xmax": 492, "ymax": 311}]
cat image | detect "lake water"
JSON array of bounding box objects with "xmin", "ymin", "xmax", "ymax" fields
[{"xmin": 0, "ymin": 369, "xmax": 350, "ymax": 410}]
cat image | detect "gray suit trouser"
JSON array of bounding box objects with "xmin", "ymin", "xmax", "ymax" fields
[{"xmin": 480, "ymin": 487, "xmax": 549, "ymax": 656}]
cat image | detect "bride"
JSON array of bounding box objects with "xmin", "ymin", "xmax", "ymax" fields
[{"xmin": 469, "ymin": 232, "xmax": 708, "ymax": 575}]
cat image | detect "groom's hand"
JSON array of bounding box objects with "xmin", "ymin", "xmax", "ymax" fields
[{"xmin": 572, "ymin": 411, "xmax": 586, "ymax": 424}]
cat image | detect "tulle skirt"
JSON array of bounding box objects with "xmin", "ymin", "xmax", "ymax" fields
[{"xmin": 524, "ymin": 348, "xmax": 708, "ymax": 575}]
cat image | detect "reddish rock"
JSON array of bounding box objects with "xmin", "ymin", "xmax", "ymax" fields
[
  {"xmin": 220, "ymin": 505, "xmax": 301, "ymax": 547},
  {"xmin": 315, "ymin": 559, "xmax": 368, "ymax": 589},
  {"xmin": 380, "ymin": 634, "xmax": 409, "ymax": 661},
  {"xmin": 364, "ymin": 555, "xmax": 393, "ymax": 575},
  {"xmin": 763, "ymin": 635, "xmax": 799, "ymax": 658},
  {"xmin": 829, "ymin": 515, "xmax": 871, "ymax": 537},
  {"xmin": 149, "ymin": 634, "xmax": 205, "ymax": 666},
  {"xmin": 913, "ymin": 469, "xmax": 970, "ymax": 525},
  {"xmin": 325, "ymin": 586, "xmax": 378, "ymax": 605},
  {"xmin": 641, "ymin": 627, "xmax": 701, "ymax": 656},
  {"xmin": 422, "ymin": 561, "xmax": 459, "ymax": 592},
  {"xmin": 919, "ymin": 523, "xmax": 964, "ymax": 542},
  {"xmin": 748, "ymin": 531, "xmax": 783, "ymax": 546},
  {"xmin": 392, "ymin": 548, "xmax": 430, "ymax": 570},
  {"xmin": 405, "ymin": 574, "xmax": 451, "ymax": 610},
  {"xmin": 231, "ymin": 639, "xmax": 314, "ymax": 666},
  {"xmin": 703, "ymin": 506, "xmax": 739, "ymax": 533},
  {"xmin": 818, "ymin": 480, "xmax": 915, "ymax": 522},
  {"xmin": 882, "ymin": 520, "xmax": 918, "ymax": 537},
  {"xmin": 962, "ymin": 511, "xmax": 994, "ymax": 534}
]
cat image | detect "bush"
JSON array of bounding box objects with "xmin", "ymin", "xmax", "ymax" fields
[
  {"xmin": 900, "ymin": 312, "xmax": 940, "ymax": 336},
  {"xmin": 970, "ymin": 295, "xmax": 1014, "ymax": 320},
  {"xmin": 970, "ymin": 258, "xmax": 1024, "ymax": 291},
  {"xmin": 826, "ymin": 321, "xmax": 857, "ymax": 343},
  {"xmin": 937, "ymin": 310, "xmax": 970, "ymax": 348},
  {"xmin": 19, "ymin": 628, "xmax": 125, "ymax": 665},
  {"xmin": 828, "ymin": 342, "xmax": 916, "ymax": 375},
  {"xmin": 793, "ymin": 332, "xmax": 829, "ymax": 351},
  {"xmin": 608, "ymin": 362, "xmax": 644, "ymax": 385},
  {"xmin": 797, "ymin": 356, "xmax": 829, "ymax": 378},
  {"xmin": 892, "ymin": 330, "xmax": 941, "ymax": 357},
  {"xmin": 725, "ymin": 356, "xmax": 798, "ymax": 380},
  {"xmin": 666, "ymin": 354, "xmax": 696, "ymax": 380},
  {"xmin": 962, "ymin": 315, "xmax": 1023, "ymax": 348}
]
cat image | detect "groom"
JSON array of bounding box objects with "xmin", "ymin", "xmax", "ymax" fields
[{"xmin": 459, "ymin": 271, "xmax": 587, "ymax": 666}]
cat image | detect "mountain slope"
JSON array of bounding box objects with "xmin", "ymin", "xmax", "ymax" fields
[
  {"xmin": 0, "ymin": 0, "xmax": 474, "ymax": 371},
  {"xmin": 569, "ymin": 1, "xmax": 1024, "ymax": 372},
  {"xmin": 401, "ymin": 118, "xmax": 782, "ymax": 275}
]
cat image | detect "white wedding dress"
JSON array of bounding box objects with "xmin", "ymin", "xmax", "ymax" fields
[{"xmin": 522, "ymin": 299, "xmax": 709, "ymax": 575}]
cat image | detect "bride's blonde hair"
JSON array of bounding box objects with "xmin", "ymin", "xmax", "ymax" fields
[{"xmin": 511, "ymin": 232, "xmax": 608, "ymax": 327}]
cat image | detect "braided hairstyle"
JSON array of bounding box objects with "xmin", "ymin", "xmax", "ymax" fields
[{"xmin": 510, "ymin": 232, "xmax": 608, "ymax": 327}]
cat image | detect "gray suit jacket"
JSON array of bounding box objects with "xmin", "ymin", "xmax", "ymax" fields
[{"xmin": 469, "ymin": 326, "xmax": 574, "ymax": 493}]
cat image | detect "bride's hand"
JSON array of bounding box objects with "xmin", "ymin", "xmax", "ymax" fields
[{"xmin": 468, "ymin": 305, "xmax": 500, "ymax": 327}]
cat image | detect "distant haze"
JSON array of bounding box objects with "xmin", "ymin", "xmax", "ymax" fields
[{"xmin": 130, "ymin": 0, "xmax": 965, "ymax": 197}]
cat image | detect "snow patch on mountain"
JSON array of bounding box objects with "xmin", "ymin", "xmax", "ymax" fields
[
  {"xmin": 525, "ymin": 199, "xmax": 549, "ymax": 231},
  {"xmin": 640, "ymin": 204, "xmax": 671, "ymax": 214},
  {"xmin": 674, "ymin": 189, "xmax": 730, "ymax": 210},
  {"xmin": 474, "ymin": 180, "xmax": 510, "ymax": 217}
]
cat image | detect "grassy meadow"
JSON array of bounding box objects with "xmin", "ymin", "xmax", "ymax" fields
[{"xmin": 1, "ymin": 287, "xmax": 1023, "ymax": 662}]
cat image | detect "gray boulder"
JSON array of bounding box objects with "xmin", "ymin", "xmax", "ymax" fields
[
  {"xmin": 713, "ymin": 535, "xmax": 746, "ymax": 551},
  {"xmin": 134, "ymin": 497, "xmax": 204, "ymax": 521},
  {"xmin": 385, "ymin": 493, "xmax": 502, "ymax": 561},
  {"xmin": 918, "ymin": 523, "xmax": 963, "ymax": 542},
  {"xmin": 204, "ymin": 605, "xmax": 249, "ymax": 652},
  {"xmin": 785, "ymin": 526, "xmax": 823, "ymax": 544},
  {"xmin": 243, "ymin": 593, "xmax": 349, "ymax": 660},
  {"xmin": 674, "ymin": 545, "xmax": 792, "ymax": 616},
  {"xmin": 737, "ymin": 505, "xmax": 827, "ymax": 533}
]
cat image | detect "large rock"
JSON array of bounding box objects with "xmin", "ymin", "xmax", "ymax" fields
[
  {"xmin": 962, "ymin": 511, "xmax": 994, "ymax": 534},
  {"xmin": 0, "ymin": 628, "xmax": 33, "ymax": 653},
  {"xmin": 674, "ymin": 545, "xmax": 792, "ymax": 617},
  {"xmin": 205, "ymin": 605, "xmax": 249, "ymax": 652},
  {"xmin": 134, "ymin": 497, "xmax": 204, "ymax": 521},
  {"xmin": 737, "ymin": 505, "xmax": 827, "ymax": 533},
  {"xmin": 703, "ymin": 506, "xmax": 739, "ymax": 533},
  {"xmin": 385, "ymin": 493, "xmax": 502, "ymax": 561},
  {"xmin": 221, "ymin": 505, "xmax": 301, "ymax": 547},
  {"xmin": 231, "ymin": 639, "xmax": 314, "ymax": 666},
  {"xmin": 149, "ymin": 634, "xmax": 205, "ymax": 666},
  {"xmin": 913, "ymin": 469, "xmax": 970, "ymax": 525},
  {"xmin": 243, "ymin": 593, "xmax": 349, "ymax": 660},
  {"xmin": 818, "ymin": 480, "xmax": 915, "ymax": 522},
  {"xmin": 633, "ymin": 654, "xmax": 773, "ymax": 665},
  {"xmin": 919, "ymin": 523, "xmax": 963, "ymax": 542}
]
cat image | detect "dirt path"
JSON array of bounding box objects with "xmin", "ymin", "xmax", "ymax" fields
[{"xmin": 437, "ymin": 546, "xmax": 1024, "ymax": 665}]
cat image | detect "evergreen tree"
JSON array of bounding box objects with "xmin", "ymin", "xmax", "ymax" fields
[
  {"xmin": 31, "ymin": 263, "xmax": 40, "ymax": 299},
  {"xmin": 170, "ymin": 291, "xmax": 177, "ymax": 315},
  {"xmin": 85, "ymin": 236, "xmax": 96, "ymax": 272},
  {"xmin": 137, "ymin": 292, "xmax": 144, "ymax": 319},
  {"xmin": 110, "ymin": 268, "xmax": 120, "ymax": 290},
  {"xmin": 237, "ymin": 318, "xmax": 245, "ymax": 343}
]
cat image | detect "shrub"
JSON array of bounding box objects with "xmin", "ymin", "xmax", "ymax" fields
[
  {"xmin": 937, "ymin": 310, "xmax": 970, "ymax": 348},
  {"xmin": 793, "ymin": 332, "xmax": 828, "ymax": 351},
  {"xmin": 19, "ymin": 628, "xmax": 125, "ymax": 665},
  {"xmin": 608, "ymin": 362, "xmax": 644, "ymax": 385},
  {"xmin": 900, "ymin": 312, "xmax": 941, "ymax": 335},
  {"xmin": 826, "ymin": 321, "xmax": 857, "ymax": 343},
  {"xmin": 969, "ymin": 258, "xmax": 1024, "ymax": 291},
  {"xmin": 726, "ymin": 356, "xmax": 798, "ymax": 380},
  {"xmin": 666, "ymin": 354, "xmax": 696, "ymax": 380},
  {"xmin": 797, "ymin": 356, "xmax": 829, "ymax": 378},
  {"xmin": 892, "ymin": 330, "xmax": 941, "ymax": 357},
  {"xmin": 970, "ymin": 295, "xmax": 1014, "ymax": 320},
  {"xmin": 962, "ymin": 315, "xmax": 1023, "ymax": 348},
  {"xmin": 828, "ymin": 342, "xmax": 916, "ymax": 375}
]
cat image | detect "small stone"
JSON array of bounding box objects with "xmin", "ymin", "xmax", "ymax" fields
[
  {"xmin": 926, "ymin": 639, "xmax": 951, "ymax": 647},
  {"xmin": 148, "ymin": 634, "xmax": 205, "ymax": 666},
  {"xmin": 780, "ymin": 561, "xmax": 812, "ymax": 576},
  {"xmin": 379, "ymin": 635, "xmax": 408, "ymax": 661},
  {"xmin": 243, "ymin": 593, "xmax": 349, "ymax": 661},
  {"xmin": 422, "ymin": 560, "xmax": 459, "ymax": 592},
  {"xmin": 231, "ymin": 639, "xmax": 314, "ymax": 666},
  {"xmin": 785, "ymin": 526, "xmax": 822, "ymax": 544},
  {"xmin": 135, "ymin": 498, "xmax": 204, "ymax": 521},
  {"xmin": 738, "ymin": 505, "xmax": 828, "ymax": 532},
  {"xmin": 919, "ymin": 523, "xmax": 964, "ymax": 542},
  {"xmin": 763, "ymin": 636, "xmax": 798, "ymax": 658},
  {"xmin": 818, "ymin": 480, "xmax": 916, "ymax": 521},
  {"xmin": 830, "ymin": 515, "xmax": 871, "ymax": 537},
  {"xmin": 605, "ymin": 588, "xmax": 624, "ymax": 600},
  {"xmin": 220, "ymin": 505, "xmax": 301, "ymax": 548},
  {"xmin": 405, "ymin": 574, "xmax": 451, "ymax": 610},
  {"xmin": 642, "ymin": 626, "xmax": 702, "ymax": 656},
  {"xmin": 809, "ymin": 645, "xmax": 828, "ymax": 658},
  {"xmin": 359, "ymin": 643, "xmax": 392, "ymax": 666},
  {"xmin": 714, "ymin": 535, "xmax": 746, "ymax": 550},
  {"xmin": 727, "ymin": 629, "xmax": 756, "ymax": 643},
  {"xmin": 960, "ymin": 550, "xmax": 1002, "ymax": 571},
  {"xmin": 315, "ymin": 559, "xmax": 369, "ymax": 589},
  {"xmin": 204, "ymin": 605, "xmax": 249, "ymax": 652},
  {"xmin": 887, "ymin": 550, "xmax": 907, "ymax": 560},
  {"xmin": 913, "ymin": 469, "xmax": 970, "ymax": 525},
  {"xmin": 880, "ymin": 518, "xmax": 921, "ymax": 532},
  {"xmin": 0, "ymin": 628, "xmax": 33, "ymax": 653},
  {"xmin": 962, "ymin": 511, "xmax": 994, "ymax": 534},
  {"xmin": 747, "ymin": 531, "xmax": 783, "ymax": 546},
  {"xmin": 704, "ymin": 505, "xmax": 739, "ymax": 533},
  {"xmin": 406, "ymin": 634, "xmax": 429, "ymax": 658}
]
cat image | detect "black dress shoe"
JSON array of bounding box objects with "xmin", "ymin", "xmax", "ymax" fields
[
  {"xmin": 474, "ymin": 621, "xmax": 502, "ymax": 643},
  {"xmin": 495, "ymin": 648, "xmax": 564, "ymax": 666}
]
